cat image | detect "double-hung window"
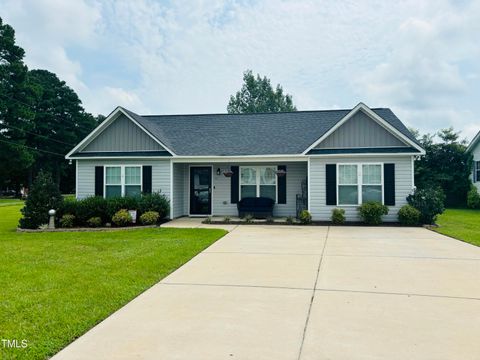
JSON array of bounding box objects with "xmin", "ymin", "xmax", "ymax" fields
[
  {"xmin": 338, "ymin": 164, "xmax": 383, "ymax": 205},
  {"xmin": 240, "ymin": 166, "xmax": 277, "ymax": 201},
  {"xmin": 105, "ymin": 165, "xmax": 142, "ymax": 198}
]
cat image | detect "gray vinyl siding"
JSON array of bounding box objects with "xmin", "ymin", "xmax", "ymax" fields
[
  {"xmin": 309, "ymin": 155, "xmax": 414, "ymax": 222},
  {"xmin": 82, "ymin": 114, "xmax": 165, "ymax": 152},
  {"xmin": 76, "ymin": 159, "xmax": 171, "ymax": 202},
  {"xmin": 172, "ymin": 163, "xmax": 187, "ymax": 218},
  {"xmin": 316, "ymin": 111, "xmax": 407, "ymax": 149},
  {"xmin": 171, "ymin": 162, "xmax": 307, "ymax": 217}
]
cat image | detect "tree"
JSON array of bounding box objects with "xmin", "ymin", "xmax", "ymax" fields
[
  {"xmin": 0, "ymin": 17, "xmax": 35, "ymax": 191},
  {"xmin": 414, "ymin": 127, "xmax": 472, "ymax": 207},
  {"xmin": 26, "ymin": 69, "xmax": 98, "ymax": 192},
  {"xmin": 19, "ymin": 170, "xmax": 63, "ymax": 229},
  {"xmin": 227, "ymin": 70, "xmax": 296, "ymax": 113}
]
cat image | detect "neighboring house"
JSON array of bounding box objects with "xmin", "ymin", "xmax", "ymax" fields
[
  {"xmin": 467, "ymin": 131, "xmax": 480, "ymax": 191},
  {"xmin": 66, "ymin": 102, "xmax": 425, "ymax": 221}
]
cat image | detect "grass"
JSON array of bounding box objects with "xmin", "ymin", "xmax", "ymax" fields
[
  {"xmin": 0, "ymin": 204, "xmax": 227, "ymax": 359},
  {"xmin": 434, "ymin": 208, "xmax": 480, "ymax": 247},
  {"xmin": 0, "ymin": 198, "xmax": 24, "ymax": 207}
]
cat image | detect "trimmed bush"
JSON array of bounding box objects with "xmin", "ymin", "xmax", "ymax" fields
[
  {"xmin": 57, "ymin": 198, "xmax": 78, "ymax": 223},
  {"xmin": 76, "ymin": 196, "xmax": 108, "ymax": 225},
  {"xmin": 138, "ymin": 192, "xmax": 170, "ymax": 219},
  {"xmin": 140, "ymin": 211, "xmax": 160, "ymax": 225},
  {"xmin": 398, "ymin": 205, "xmax": 421, "ymax": 226},
  {"xmin": 106, "ymin": 197, "xmax": 139, "ymax": 219},
  {"xmin": 112, "ymin": 209, "xmax": 132, "ymax": 227},
  {"xmin": 19, "ymin": 170, "xmax": 63, "ymax": 229},
  {"xmin": 86, "ymin": 217, "xmax": 102, "ymax": 228},
  {"xmin": 358, "ymin": 202, "xmax": 389, "ymax": 225},
  {"xmin": 331, "ymin": 208, "xmax": 346, "ymax": 225},
  {"xmin": 299, "ymin": 210, "xmax": 312, "ymax": 224},
  {"xmin": 407, "ymin": 187, "xmax": 445, "ymax": 224},
  {"xmin": 60, "ymin": 214, "xmax": 75, "ymax": 228},
  {"xmin": 467, "ymin": 186, "xmax": 480, "ymax": 209}
]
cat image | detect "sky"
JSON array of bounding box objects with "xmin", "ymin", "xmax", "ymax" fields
[{"xmin": 1, "ymin": 0, "xmax": 479, "ymax": 140}]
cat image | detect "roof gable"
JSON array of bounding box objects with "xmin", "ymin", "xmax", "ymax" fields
[
  {"xmin": 315, "ymin": 110, "xmax": 409, "ymax": 149},
  {"xmin": 467, "ymin": 131, "xmax": 480, "ymax": 153},
  {"xmin": 81, "ymin": 114, "xmax": 166, "ymax": 152}
]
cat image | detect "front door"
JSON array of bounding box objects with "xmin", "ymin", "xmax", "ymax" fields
[{"xmin": 190, "ymin": 167, "xmax": 212, "ymax": 215}]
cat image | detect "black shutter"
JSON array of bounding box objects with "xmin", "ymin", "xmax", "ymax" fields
[
  {"xmin": 143, "ymin": 166, "xmax": 152, "ymax": 194},
  {"xmin": 94, "ymin": 166, "xmax": 104, "ymax": 197},
  {"xmin": 384, "ymin": 163, "xmax": 395, "ymax": 206},
  {"xmin": 231, "ymin": 166, "xmax": 239, "ymax": 203},
  {"xmin": 277, "ymin": 165, "xmax": 287, "ymax": 204},
  {"xmin": 326, "ymin": 164, "xmax": 336, "ymax": 205}
]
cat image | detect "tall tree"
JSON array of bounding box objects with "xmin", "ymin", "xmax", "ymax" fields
[
  {"xmin": 27, "ymin": 69, "xmax": 98, "ymax": 192},
  {"xmin": 414, "ymin": 127, "xmax": 472, "ymax": 207},
  {"xmin": 0, "ymin": 17, "xmax": 35, "ymax": 191},
  {"xmin": 227, "ymin": 70, "xmax": 297, "ymax": 113}
]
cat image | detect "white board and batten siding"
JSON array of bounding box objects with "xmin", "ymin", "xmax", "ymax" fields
[
  {"xmin": 76, "ymin": 159, "xmax": 171, "ymax": 200},
  {"xmin": 470, "ymin": 142, "xmax": 480, "ymax": 192},
  {"xmin": 309, "ymin": 155, "xmax": 414, "ymax": 222}
]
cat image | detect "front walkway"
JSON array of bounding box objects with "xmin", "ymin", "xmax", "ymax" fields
[{"xmin": 53, "ymin": 226, "xmax": 480, "ymax": 359}]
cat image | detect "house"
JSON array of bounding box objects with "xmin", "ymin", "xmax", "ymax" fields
[
  {"xmin": 65, "ymin": 102, "xmax": 425, "ymax": 222},
  {"xmin": 467, "ymin": 131, "xmax": 480, "ymax": 191}
]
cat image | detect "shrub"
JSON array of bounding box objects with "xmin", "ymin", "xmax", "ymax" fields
[
  {"xmin": 140, "ymin": 211, "xmax": 160, "ymax": 225},
  {"xmin": 223, "ymin": 216, "xmax": 231, "ymax": 223},
  {"xmin": 286, "ymin": 216, "xmax": 295, "ymax": 224},
  {"xmin": 358, "ymin": 202, "xmax": 389, "ymax": 225},
  {"xmin": 19, "ymin": 170, "xmax": 63, "ymax": 229},
  {"xmin": 467, "ymin": 186, "xmax": 480, "ymax": 209},
  {"xmin": 407, "ymin": 187, "xmax": 445, "ymax": 224},
  {"xmin": 60, "ymin": 214, "xmax": 75, "ymax": 228},
  {"xmin": 106, "ymin": 197, "xmax": 139, "ymax": 219},
  {"xmin": 86, "ymin": 217, "xmax": 102, "ymax": 228},
  {"xmin": 299, "ymin": 210, "xmax": 312, "ymax": 224},
  {"xmin": 57, "ymin": 198, "xmax": 78, "ymax": 222},
  {"xmin": 398, "ymin": 205, "xmax": 421, "ymax": 226},
  {"xmin": 138, "ymin": 192, "xmax": 169, "ymax": 219},
  {"xmin": 111, "ymin": 209, "xmax": 132, "ymax": 227},
  {"xmin": 244, "ymin": 214, "xmax": 254, "ymax": 223},
  {"xmin": 331, "ymin": 208, "xmax": 346, "ymax": 225},
  {"xmin": 76, "ymin": 196, "xmax": 108, "ymax": 225},
  {"xmin": 202, "ymin": 216, "xmax": 212, "ymax": 224}
]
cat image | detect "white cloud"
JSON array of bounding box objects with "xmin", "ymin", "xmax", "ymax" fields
[{"xmin": 1, "ymin": 0, "xmax": 479, "ymax": 140}]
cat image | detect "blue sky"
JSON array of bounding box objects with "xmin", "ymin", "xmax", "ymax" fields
[{"xmin": 2, "ymin": 0, "xmax": 479, "ymax": 140}]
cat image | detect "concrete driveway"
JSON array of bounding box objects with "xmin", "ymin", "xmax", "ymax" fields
[{"xmin": 53, "ymin": 225, "xmax": 480, "ymax": 360}]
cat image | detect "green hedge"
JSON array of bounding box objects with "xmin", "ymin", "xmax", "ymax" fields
[{"xmin": 56, "ymin": 192, "xmax": 169, "ymax": 227}]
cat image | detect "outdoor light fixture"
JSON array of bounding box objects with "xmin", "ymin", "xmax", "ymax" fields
[
  {"xmin": 275, "ymin": 169, "xmax": 287, "ymax": 177},
  {"xmin": 216, "ymin": 168, "xmax": 221, "ymax": 176}
]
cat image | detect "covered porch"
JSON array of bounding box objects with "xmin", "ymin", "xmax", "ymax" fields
[{"xmin": 171, "ymin": 161, "xmax": 308, "ymax": 218}]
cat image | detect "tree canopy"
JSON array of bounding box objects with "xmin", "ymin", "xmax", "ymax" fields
[
  {"xmin": 227, "ymin": 70, "xmax": 296, "ymax": 113},
  {"xmin": 0, "ymin": 17, "xmax": 100, "ymax": 193},
  {"xmin": 414, "ymin": 127, "xmax": 472, "ymax": 207}
]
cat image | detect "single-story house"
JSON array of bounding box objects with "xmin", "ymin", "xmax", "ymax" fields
[
  {"xmin": 467, "ymin": 130, "xmax": 480, "ymax": 191},
  {"xmin": 66, "ymin": 102, "xmax": 425, "ymax": 221}
]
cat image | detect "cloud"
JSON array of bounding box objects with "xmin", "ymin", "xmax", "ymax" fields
[{"xmin": 1, "ymin": 0, "xmax": 479, "ymax": 140}]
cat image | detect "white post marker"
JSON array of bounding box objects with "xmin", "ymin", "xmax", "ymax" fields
[{"xmin": 48, "ymin": 209, "xmax": 56, "ymax": 229}]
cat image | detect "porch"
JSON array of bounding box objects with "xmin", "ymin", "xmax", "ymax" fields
[{"xmin": 171, "ymin": 162, "xmax": 308, "ymax": 218}]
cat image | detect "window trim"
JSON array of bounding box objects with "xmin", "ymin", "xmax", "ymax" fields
[
  {"xmin": 239, "ymin": 165, "xmax": 277, "ymax": 202},
  {"xmin": 336, "ymin": 163, "xmax": 384, "ymax": 206},
  {"xmin": 104, "ymin": 165, "xmax": 143, "ymax": 198}
]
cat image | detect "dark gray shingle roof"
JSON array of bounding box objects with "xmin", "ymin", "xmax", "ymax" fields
[{"xmin": 122, "ymin": 107, "xmax": 419, "ymax": 156}]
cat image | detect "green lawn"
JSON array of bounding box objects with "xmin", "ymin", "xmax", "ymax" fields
[
  {"xmin": 0, "ymin": 198, "xmax": 23, "ymax": 207},
  {"xmin": 435, "ymin": 208, "xmax": 480, "ymax": 247},
  {"xmin": 0, "ymin": 204, "xmax": 226, "ymax": 359}
]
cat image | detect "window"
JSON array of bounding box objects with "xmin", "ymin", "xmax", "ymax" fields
[
  {"xmin": 105, "ymin": 165, "xmax": 142, "ymax": 198},
  {"xmin": 337, "ymin": 164, "xmax": 383, "ymax": 205},
  {"xmin": 476, "ymin": 161, "xmax": 480, "ymax": 183},
  {"xmin": 240, "ymin": 166, "xmax": 277, "ymax": 201}
]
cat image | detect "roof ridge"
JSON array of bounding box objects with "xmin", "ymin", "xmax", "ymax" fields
[{"xmin": 138, "ymin": 108, "xmax": 390, "ymax": 118}]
